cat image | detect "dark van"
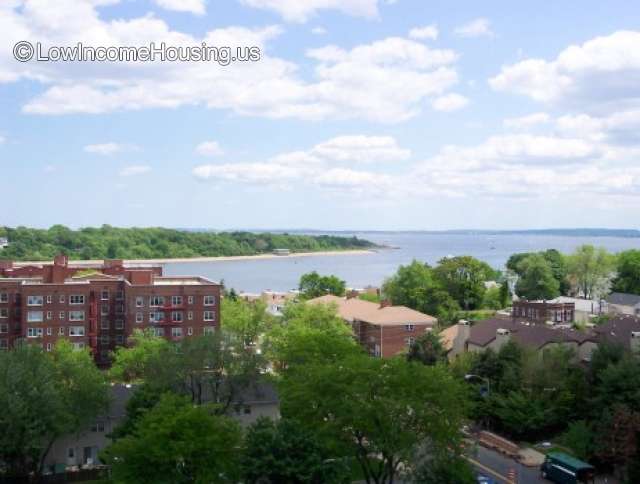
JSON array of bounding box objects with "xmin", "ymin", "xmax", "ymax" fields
[{"xmin": 540, "ymin": 452, "xmax": 595, "ymax": 484}]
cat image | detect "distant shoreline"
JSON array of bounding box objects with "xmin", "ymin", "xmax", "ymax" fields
[{"xmin": 13, "ymin": 249, "xmax": 377, "ymax": 267}]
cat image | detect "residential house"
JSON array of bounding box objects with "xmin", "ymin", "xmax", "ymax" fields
[
  {"xmin": 308, "ymin": 294, "xmax": 437, "ymax": 358},
  {"xmin": 606, "ymin": 292, "xmax": 640, "ymax": 316}
]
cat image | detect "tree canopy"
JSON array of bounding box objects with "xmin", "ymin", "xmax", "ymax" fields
[
  {"xmin": 612, "ymin": 249, "xmax": 640, "ymax": 295},
  {"xmin": 298, "ymin": 271, "xmax": 347, "ymax": 299},
  {"xmin": 514, "ymin": 253, "xmax": 560, "ymax": 300},
  {"xmin": 0, "ymin": 225, "xmax": 375, "ymax": 261}
]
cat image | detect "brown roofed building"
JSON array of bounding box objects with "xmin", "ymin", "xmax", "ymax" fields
[
  {"xmin": 308, "ymin": 294, "xmax": 437, "ymax": 358},
  {"xmin": 593, "ymin": 314, "xmax": 640, "ymax": 352}
]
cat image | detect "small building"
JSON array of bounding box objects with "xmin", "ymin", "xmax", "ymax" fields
[
  {"xmin": 512, "ymin": 299, "xmax": 575, "ymax": 324},
  {"xmin": 0, "ymin": 237, "xmax": 8, "ymax": 249},
  {"xmin": 605, "ymin": 292, "xmax": 640, "ymax": 317},
  {"xmin": 308, "ymin": 294, "xmax": 437, "ymax": 358},
  {"xmin": 549, "ymin": 296, "xmax": 603, "ymax": 324},
  {"xmin": 272, "ymin": 249, "xmax": 290, "ymax": 256}
]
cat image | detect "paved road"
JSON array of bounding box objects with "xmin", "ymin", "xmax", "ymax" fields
[{"xmin": 468, "ymin": 445, "xmax": 544, "ymax": 484}]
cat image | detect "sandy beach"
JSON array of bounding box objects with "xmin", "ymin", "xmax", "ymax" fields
[{"xmin": 13, "ymin": 249, "xmax": 376, "ymax": 267}]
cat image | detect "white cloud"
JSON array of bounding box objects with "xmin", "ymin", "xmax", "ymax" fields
[
  {"xmin": 154, "ymin": 0, "xmax": 206, "ymax": 15},
  {"xmin": 119, "ymin": 165, "xmax": 151, "ymax": 177},
  {"xmin": 489, "ymin": 30, "xmax": 640, "ymax": 109},
  {"xmin": 503, "ymin": 112, "xmax": 550, "ymax": 130},
  {"xmin": 238, "ymin": 0, "xmax": 379, "ymax": 23},
  {"xmin": 193, "ymin": 134, "xmax": 410, "ymax": 195},
  {"xmin": 454, "ymin": 18, "xmax": 493, "ymax": 38},
  {"xmin": 84, "ymin": 142, "xmax": 126, "ymax": 155},
  {"xmin": 0, "ymin": 3, "xmax": 463, "ymax": 124},
  {"xmin": 431, "ymin": 93, "xmax": 469, "ymax": 112},
  {"xmin": 195, "ymin": 141, "xmax": 224, "ymax": 157},
  {"xmin": 408, "ymin": 25, "xmax": 438, "ymax": 41},
  {"xmin": 310, "ymin": 135, "xmax": 411, "ymax": 163},
  {"xmin": 311, "ymin": 26, "xmax": 327, "ymax": 35},
  {"xmin": 0, "ymin": 135, "xmax": 5, "ymax": 145}
]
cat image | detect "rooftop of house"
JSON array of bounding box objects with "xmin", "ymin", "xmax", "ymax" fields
[
  {"xmin": 468, "ymin": 317, "xmax": 596, "ymax": 350},
  {"xmin": 592, "ymin": 315, "xmax": 640, "ymax": 350},
  {"xmin": 550, "ymin": 296, "xmax": 602, "ymax": 313},
  {"xmin": 606, "ymin": 292, "xmax": 640, "ymax": 307},
  {"xmin": 308, "ymin": 294, "xmax": 437, "ymax": 326}
]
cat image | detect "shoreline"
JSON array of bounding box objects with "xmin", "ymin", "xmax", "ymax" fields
[{"xmin": 13, "ymin": 249, "xmax": 377, "ymax": 267}]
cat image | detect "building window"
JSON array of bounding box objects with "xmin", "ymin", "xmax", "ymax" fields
[
  {"xmin": 72, "ymin": 342, "xmax": 85, "ymax": 350},
  {"xmin": 0, "ymin": 339, "xmax": 8, "ymax": 350},
  {"xmin": 171, "ymin": 327, "xmax": 183, "ymax": 338},
  {"xmin": 152, "ymin": 327, "xmax": 164, "ymax": 337},
  {"xmin": 188, "ymin": 296, "xmax": 194, "ymax": 304},
  {"xmin": 404, "ymin": 337, "xmax": 415, "ymax": 347},
  {"xmin": 116, "ymin": 335, "xmax": 125, "ymax": 344},
  {"xmin": 101, "ymin": 290, "xmax": 109, "ymax": 301},
  {"xmin": 0, "ymin": 308, "xmax": 8, "ymax": 319},
  {"xmin": 59, "ymin": 311, "xmax": 65, "ymax": 320},
  {"xmin": 27, "ymin": 327, "xmax": 44, "ymax": 338},
  {"xmin": 149, "ymin": 296, "xmax": 165, "ymax": 307},
  {"xmin": 27, "ymin": 311, "xmax": 44, "ymax": 323},
  {"xmin": 203, "ymin": 295, "xmax": 216, "ymax": 306},
  {"xmin": 91, "ymin": 422, "xmax": 105, "ymax": 433},
  {"xmin": 149, "ymin": 311, "xmax": 164, "ymax": 323},
  {"xmin": 405, "ymin": 324, "xmax": 415, "ymax": 332},
  {"xmin": 59, "ymin": 327, "xmax": 65, "ymax": 336},
  {"xmin": 46, "ymin": 295, "xmax": 52, "ymax": 304},
  {"xmin": 203, "ymin": 326, "xmax": 215, "ymax": 335},
  {"xmin": 0, "ymin": 323, "xmax": 8, "ymax": 334},
  {"xmin": 172, "ymin": 296, "xmax": 183, "ymax": 306},
  {"xmin": 135, "ymin": 312, "xmax": 143, "ymax": 323},
  {"xmin": 59, "ymin": 294, "xmax": 65, "ymax": 304},
  {"xmin": 101, "ymin": 303, "xmax": 109, "ymax": 316},
  {"xmin": 115, "ymin": 319, "xmax": 124, "ymax": 330},
  {"xmin": 187, "ymin": 327, "xmax": 193, "ymax": 336},
  {"xmin": 172, "ymin": 311, "xmax": 183, "ymax": 323},
  {"xmin": 69, "ymin": 311, "xmax": 85, "ymax": 322},
  {"xmin": 203, "ymin": 311, "xmax": 215, "ymax": 321},
  {"xmin": 46, "ymin": 343, "xmax": 52, "ymax": 352},
  {"xmin": 116, "ymin": 303, "xmax": 124, "ymax": 315},
  {"xmin": 69, "ymin": 326, "xmax": 85, "ymax": 337},
  {"xmin": 116, "ymin": 290, "xmax": 124, "ymax": 301},
  {"xmin": 69, "ymin": 295, "xmax": 85, "ymax": 305},
  {"xmin": 188, "ymin": 311, "xmax": 193, "ymax": 321},
  {"xmin": 46, "ymin": 327, "xmax": 52, "ymax": 336},
  {"xmin": 27, "ymin": 295, "xmax": 44, "ymax": 306},
  {"xmin": 100, "ymin": 335, "xmax": 110, "ymax": 345},
  {"xmin": 101, "ymin": 320, "xmax": 110, "ymax": 330},
  {"xmin": 46, "ymin": 311, "xmax": 52, "ymax": 320},
  {"xmin": 0, "ymin": 293, "xmax": 8, "ymax": 303},
  {"xmin": 136, "ymin": 297, "xmax": 144, "ymax": 308}
]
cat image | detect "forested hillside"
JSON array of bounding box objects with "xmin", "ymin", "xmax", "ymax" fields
[{"xmin": 0, "ymin": 226, "xmax": 375, "ymax": 261}]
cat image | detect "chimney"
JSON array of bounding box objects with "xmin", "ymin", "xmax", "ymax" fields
[
  {"xmin": 631, "ymin": 331, "xmax": 640, "ymax": 354},
  {"xmin": 380, "ymin": 299, "xmax": 392, "ymax": 309},
  {"xmin": 453, "ymin": 320, "xmax": 471, "ymax": 356},
  {"xmin": 495, "ymin": 328, "xmax": 511, "ymax": 350},
  {"xmin": 54, "ymin": 254, "xmax": 68, "ymax": 267}
]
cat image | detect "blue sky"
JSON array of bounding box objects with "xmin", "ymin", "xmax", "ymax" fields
[{"xmin": 2, "ymin": 0, "xmax": 640, "ymax": 230}]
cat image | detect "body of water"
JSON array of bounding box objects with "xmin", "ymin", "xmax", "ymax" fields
[{"xmin": 163, "ymin": 232, "xmax": 640, "ymax": 293}]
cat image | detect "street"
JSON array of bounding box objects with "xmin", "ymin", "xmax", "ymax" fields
[{"xmin": 468, "ymin": 445, "xmax": 544, "ymax": 484}]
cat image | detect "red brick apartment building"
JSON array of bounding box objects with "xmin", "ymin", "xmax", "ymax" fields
[
  {"xmin": 512, "ymin": 299, "xmax": 575, "ymax": 324},
  {"xmin": 309, "ymin": 294, "xmax": 437, "ymax": 358},
  {"xmin": 0, "ymin": 255, "xmax": 220, "ymax": 365}
]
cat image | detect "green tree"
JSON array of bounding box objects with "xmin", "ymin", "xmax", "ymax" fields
[
  {"xmin": 613, "ymin": 249, "xmax": 640, "ymax": 295},
  {"xmin": 560, "ymin": 421, "xmax": 595, "ymax": 461},
  {"xmin": 382, "ymin": 260, "xmax": 460, "ymax": 323},
  {"xmin": 298, "ymin": 271, "xmax": 346, "ymax": 299},
  {"xmin": 102, "ymin": 393, "xmax": 242, "ymax": 484},
  {"xmin": 433, "ymin": 256, "xmax": 494, "ymax": 310},
  {"xmin": 566, "ymin": 245, "xmax": 615, "ymax": 299},
  {"xmin": 263, "ymin": 302, "xmax": 360, "ymax": 369},
  {"xmin": 406, "ymin": 331, "xmax": 447, "ymax": 366},
  {"xmin": 241, "ymin": 417, "xmax": 348, "ymax": 484},
  {"xmin": 110, "ymin": 329, "xmax": 171, "ymax": 382},
  {"xmin": 514, "ymin": 254, "xmax": 560, "ymax": 300},
  {"xmin": 221, "ymin": 297, "xmax": 273, "ymax": 347},
  {"xmin": 0, "ymin": 342, "xmax": 109, "ymax": 478},
  {"xmin": 280, "ymin": 356, "xmax": 469, "ymax": 484}
]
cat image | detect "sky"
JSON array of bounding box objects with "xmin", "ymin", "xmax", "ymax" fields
[{"xmin": 1, "ymin": 0, "xmax": 640, "ymax": 231}]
